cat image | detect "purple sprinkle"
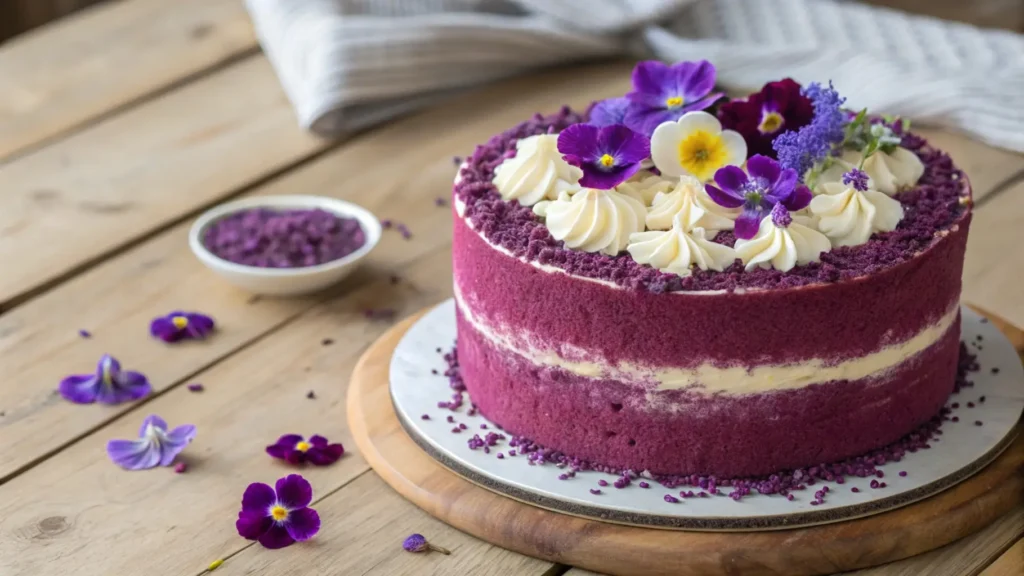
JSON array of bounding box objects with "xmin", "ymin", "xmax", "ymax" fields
[
  {"xmin": 810, "ymin": 501, "xmax": 820, "ymax": 506},
  {"xmin": 786, "ymin": 494, "xmax": 795, "ymax": 501},
  {"xmin": 174, "ymin": 462, "xmax": 187, "ymax": 474},
  {"xmin": 663, "ymin": 495, "xmax": 679, "ymax": 503},
  {"xmin": 951, "ymin": 403, "xmax": 960, "ymax": 408},
  {"xmin": 975, "ymin": 420, "xmax": 983, "ymax": 426},
  {"xmin": 508, "ymin": 450, "xmax": 516, "ymax": 456},
  {"xmin": 382, "ymin": 219, "xmax": 393, "ymax": 229},
  {"xmin": 979, "ymin": 395, "xmax": 987, "ymax": 402},
  {"xmin": 870, "ymin": 479, "xmax": 880, "ymax": 489},
  {"xmin": 459, "ymin": 423, "xmax": 467, "ymax": 430},
  {"xmin": 638, "ymin": 481, "xmax": 650, "ymax": 489},
  {"xmin": 187, "ymin": 383, "xmax": 204, "ymax": 392},
  {"xmin": 899, "ymin": 471, "xmax": 907, "ymax": 477},
  {"xmin": 967, "ymin": 402, "xmax": 975, "ymax": 408},
  {"xmin": 851, "ymin": 487, "xmax": 860, "ymax": 493},
  {"xmin": 451, "ymin": 427, "xmax": 461, "ymax": 434},
  {"xmin": 421, "ymin": 414, "xmax": 430, "ymax": 420},
  {"xmin": 78, "ymin": 329, "xmax": 92, "ymax": 338},
  {"xmin": 446, "ymin": 416, "xmax": 454, "ymax": 423},
  {"xmin": 590, "ymin": 489, "xmax": 602, "ymax": 495},
  {"xmin": 952, "ymin": 416, "xmax": 960, "ymax": 422},
  {"xmin": 598, "ymin": 479, "xmax": 608, "ymax": 487},
  {"xmin": 879, "ymin": 482, "xmax": 887, "ymax": 488},
  {"xmin": 431, "ymin": 369, "xmax": 438, "ymax": 375},
  {"xmin": 558, "ymin": 474, "xmax": 568, "ymax": 480},
  {"xmin": 497, "ymin": 453, "xmax": 505, "ymax": 459},
  {"xmin": 435, "ymin": 197, "xmax": 448, "ymax": 207},
  {"xmin": 875, "ymin": 471, "xmax": 884, "ymax": 478},
  {"xmin": 306, "ymin": 390, "xmax": 316, "ymax": 399}
]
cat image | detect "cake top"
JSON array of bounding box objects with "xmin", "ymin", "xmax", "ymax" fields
[{"xmin": 454, "ymin": 61, "xmax": 971, "ymax": 293}]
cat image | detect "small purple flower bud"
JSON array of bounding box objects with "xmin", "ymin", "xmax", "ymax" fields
[
  {"xmin": 842, "ymin": 168, "xmax": 870, "ymax": 191},
  {"xmin": 402, "ymin": 534, "xmax": 450, "ymax": 555}
]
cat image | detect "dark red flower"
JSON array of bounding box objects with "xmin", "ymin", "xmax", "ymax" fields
[
  {"xmin": 266, "ymin": 434, "xmax": 344, "ymax": 466},
  {"xmin": 717, "ymin": 78, "xmax": 813, "ymax": 159}
]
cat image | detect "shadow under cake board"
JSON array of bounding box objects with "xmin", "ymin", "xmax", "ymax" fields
[{"xmin": 348, "ymin": 307, "xmax": 1024, "ymax": 576}]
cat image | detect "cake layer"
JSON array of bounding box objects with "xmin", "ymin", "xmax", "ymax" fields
[
  {"xmin": 457, "ymin": 307, "xmax": 961, "ymax": 477},
  {"xmin": 453, "ymin": 201, "xmax": 970, "ymax": 369}
]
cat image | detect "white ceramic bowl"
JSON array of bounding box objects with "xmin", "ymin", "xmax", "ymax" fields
[{"xmin": 189, "ymin": 195, "xmax": 381, "ymax": 296}]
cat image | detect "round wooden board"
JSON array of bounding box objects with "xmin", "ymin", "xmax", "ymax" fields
[{"xmin": 347, "ymin": 307, "xmax": 1024, "ymax": 576}]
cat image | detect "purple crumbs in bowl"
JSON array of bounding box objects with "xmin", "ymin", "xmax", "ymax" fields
[{"xmin": 203, "ymin": 208, "xmax": 366, "ymax": 268}]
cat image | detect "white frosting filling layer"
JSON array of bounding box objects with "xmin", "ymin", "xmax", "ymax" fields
[{"xmin": 454, "ymin": 283, "xmax": 958, "ymax": 396}]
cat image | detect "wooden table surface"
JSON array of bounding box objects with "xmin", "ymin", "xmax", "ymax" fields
[{"xmin": 0, "ymin": 2, "xmax": 1021, "ymax": 575}]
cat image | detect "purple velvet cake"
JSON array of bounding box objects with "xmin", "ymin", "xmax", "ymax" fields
[{"xmin": 451, "ymin": 61, "xmax": 972, "ymax": 478}]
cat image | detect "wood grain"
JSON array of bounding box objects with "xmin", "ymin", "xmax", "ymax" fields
[
  {"xmin": 348, "ymin": 309, "xmax": 1024, "ymax": 576},
  {"xmin": 964, "ymin": 181, "xmax": 1024, "ymax": 327},
  {"xmin": 0, "ymin": 0, "xmax": 257, "ymax": 160},
  {"xmin": 213, "ymin": 470, "xmax": 553, "ymax": 576},
  {"xmin": 0, "ymin": 61, "xmax": 642, "ymax": 484},
  {"xmin": 0, "ymin": 55, "xmax": 328, "ymax": 309},
  {"xmin": 981, "ymin": 538, "xmax": 1024, "ymax": 576}
]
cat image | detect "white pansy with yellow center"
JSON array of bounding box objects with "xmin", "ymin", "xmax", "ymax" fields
[
  {"xmin": 627, "ymin": 212, "xmax": 736, "ymax": 277},
  {"xmin": 650, "ymin": 111, "xmax": 747, "ymax": 182},
  {"xmin": 646, "ymin": 175, "xmax": 739, "ymax": 232},
  {"xmin": 492, "ymin": 134, "xmax": 582, "ymax": 206},
  {"xmin": 533, "ymin": 188, "xmax": 646, "ymax": 256}
]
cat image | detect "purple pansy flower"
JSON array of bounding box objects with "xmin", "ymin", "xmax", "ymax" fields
[
  {"xmin": 149, "ymin": 311, "xmax": 215, "ymax": 343},
  {"xmin": 236, "ymin": 474, "xmax": 321, "ymax": 549},
  {"xmin": 556, "ymin": 123, "xmax": 650, "ymax": 189},
  {"xmin": 106, "ymin": 414, "xmax": 196, "ymax": 470},
  {"xmin": 706, "ymin": 154, "xmax": 812, "ymax": 239},
  {"xmin": 623, "ymin": 60, "xmax": 724, "ymax": 136},
  {"xmin": 588, "ymin": 97, "xmax": 630, "ymax": 127},
  {"xmin": 266, "ymin": 434, "xmax": 345, "ymax": 466},
  {"xmin": 718, "ymin": 78, "xmax": 814, "ymax": 158},
  {"xmin": 59, "ymin": 354, "xmax": 151, "ymax": 404}
]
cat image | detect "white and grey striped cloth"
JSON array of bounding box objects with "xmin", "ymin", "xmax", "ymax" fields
[{"xmin": 245, "ymin": 0, "xmax": 1024, "ymax": 152}]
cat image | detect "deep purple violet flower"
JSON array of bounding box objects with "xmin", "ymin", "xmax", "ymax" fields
[
  {"xmin": 843, "ymin": 168, "xmax": 869, "ymax": 191},
  {"xmin": 266, "ymin": 434, "xmax": 344, "ymax": 466},
  {"xmin": 773, "ymin": 82, "xmax": 847, "ymax": 177},
  {"xmin": 624, "ymin": 60, "xmax": 724, "ymax": 136},
  {"xmin": 59, "ymin": 354, "xmax": 151, "ymax": 404},
  {"xmin": 705, "ymin": 155, "xmax": 811, "ymax": 239},
  {"xmin": 402, "ymin": 533, "xmax": 451, "ymax": 555},
  {"xmin": 588, "ymin": 97, "xmax": 630, "ymax": 127},
  {"xmin": 149, "ymin": 311, "xmax": 215, "ymax": 343},
  {"xmin": 556, "ymin": 123, "xmax": 649, "ymax": 189},
  {"xmin": 106, "ymin": 414, "xmax": 196, "ymax": 470},
  {"xmin": 718, "ymin": 78, "xmax": 813, "ymax": 158},
  {"xmin": 236, "ymin": 474, "xmax": 320, "ymax": 549}
]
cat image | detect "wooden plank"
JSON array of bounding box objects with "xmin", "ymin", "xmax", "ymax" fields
[
  {"xmin": 0, "ymin": 55, "xmax": 327, "ymax": 309},
  {"xmin": 0, "ymin": 61, "xmax": 636, "ymax": 484},
  {"xmin": 0, "ymin": 0, "xmax": 257, "ymax": 160},
  {"xmin": 981, "ymin": 537, "xmax": 1024, "ymax": 576},
  {"xmin": 0, "ymin": 0, "xmax": 107, "ymax": 42},
  {"xmin": 0, "ymin": 248, "xmax": 455, "ymax": 576},
  {"xmin": 964, "ymin": 181, "xmax": 1024, "ymax": 327},
  {"xmin": 213, "ymin": 471, "xmax": 553, "ymax": 576}
]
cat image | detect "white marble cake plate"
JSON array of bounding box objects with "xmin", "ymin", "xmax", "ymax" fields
[{"xmin": 389, "ymin": 299, "xmax": 1023, "ymax": 530}]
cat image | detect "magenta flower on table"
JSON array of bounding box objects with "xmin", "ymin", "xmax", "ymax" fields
[
  {"xmin": 717, "ymin": 78, "xmax": 813, "ymax": 159},
  {"xmin": 236, "ymin": 474, "xmax": 321, "ymax": 549},
  {"xmin": 587, "ymin": 97, "xmax": 630, "ymax": 127},
  {"xmin": 705, "ymin": 155, "xmax": 812, "ymax": 240},
  {"xmin": 149, "ymin": 311, "xmax": 215, "ymax": 343},
  {"xmin": 556, "ymin": 123, "xmax": 650, "ymax": 189},
  {"xmin": 623, "ymin": 60, "xmax": 724, "ymax": 136},
  {"xmin": 106, "ymin": 414, "xmax": 196, "ymax": 470},
  {"xmin": 59, "ymin": 354, "xmax": 151, "ymax": 404},
  {"xmin": 266, "ymin": 434, "xmax": 345, "ymax": 466}
]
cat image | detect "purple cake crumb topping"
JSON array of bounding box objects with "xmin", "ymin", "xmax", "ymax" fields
[
  {"xmin": 454, "ymin": 108, "xmax": 969, "ymax": 293},
  {"xmin": 204, "ymin": 208, "xmax": 365, "ymax": 268}
]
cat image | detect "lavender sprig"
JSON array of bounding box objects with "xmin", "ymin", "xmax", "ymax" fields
[{"xmin": 773, "ymin": 81, "xmax": 846, "ymax": 187}]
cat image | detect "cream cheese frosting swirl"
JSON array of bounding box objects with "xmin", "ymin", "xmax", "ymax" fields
[
  {"xmin": 616, "ymin": 171, "xmax": 674, "ymax": 206},
  {"xmin": 645, "ymin": 175, "xmax": 739, "ymax": 231},
  {"xmin": 819, "ymin": 148, "xmax": 925, "ymax": 196},
  {"xmin": 534, "ymin": 188, "xmax": 647, "ymax": 256},
  {"xmin": 493, "ymin": 134, "xmax": 582, "ymax": 206},
  {"xmin": 627, "ymin": 212, "xmax": 736, "ymax": 276},
  {"xmin": 809, "ymin": 181, "xmax": 904, "ymax": 247},
  {"xmin": 734, "ymin": 207, "xmax": 831, "ymax": 272}
]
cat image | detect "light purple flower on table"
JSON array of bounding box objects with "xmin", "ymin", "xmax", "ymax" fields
[
  {"xmin": 236, "ymin": 475, "xmax": 321, "ymax": 549},
  {"xmin": 149, "ymin": 311, "xmax": 215, "ymax": 343},
  {"xmin": 402, "ymin": 533, "xmax": 451, "ymax": 555},
  {"xmin": 556, "ymin": 123, "xmax": 650, "ymax": 189},
  {"xmin": 106, "ymin": 414, "xmax": 196, "ymax": 470},
  {"xmin": 59, "ymin": 354, "xmax": 151, "ymax": 405},
  {"xmin": 773, "ymin": 82, "xmax": 847, "ymax": 177},
  {"xmin": 623, "ymin": 60, "xmax": 724, "ymax": 136},
  {"xmin": 706, "ymin": 154, "xmax": 811, "ymax": 239},
  {"xmin": 266, "ymin": 434, "xmax": 345, "ymax": 466},
  {"xmin": 588, "ymin": 97, "xmax": 630, "ymax": 127}
]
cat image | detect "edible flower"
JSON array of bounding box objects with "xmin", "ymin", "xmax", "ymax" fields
[
  {"xmin": 650, "ymin": 111, "xmax": 746, "ymax": 182},
  {"xmin": 717, "ymin": 78, "xmax": 813, "ymax": 158},
  {"xmin": 623, "ymin": 60, "xmax": 724, "ymax": 136},
  {"xmin": 106, "ymin": 415, "xmax": 196, "ymax": 470},
  {"xmin": 772, "ymin": 82, "xmax": 847, "ymax": 181},
  {"xmin": 236, "ymin": 474, "xmax": 321, "ymax": 549},
  {"xmin": 59, "ymin": 354, "xmax": 151, "ymax": 404},
  {"xmin": 705, "ymin": 155, "xmax": 811, "ymax": 239},
  {"xmin": 266, "ymin": 434, "xmax": 345, "ymax": 466},
  {"xmin": 588, "ymin": 97, "xmax": 630, "ymax": 127},
  {"xmin": 403, "ymin": 533, "xmax": 451, "ymax": 555},
  {"xmin": 149, "ymin": 311, "xmax": 215, "ymax": 343},
  {"xmin": 843, "ymin": 168, "xmax": 869, "ymax": 192},
  {"xmin": 557, "ymin": 123, "xmax": 650, "ymax": 189}
]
